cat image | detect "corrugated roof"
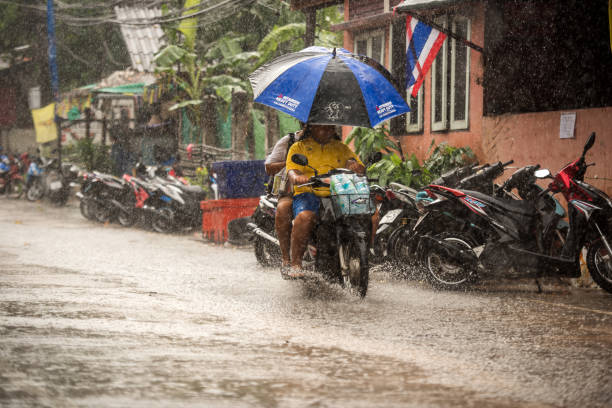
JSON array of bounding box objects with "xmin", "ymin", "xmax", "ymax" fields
[
  {"xmin": 115, "ymin": 6, "xmax": 165, "ymax": 72},
  {"xmin": 394, "ymin": 0, "xmax": 466, "ymax": 11}
]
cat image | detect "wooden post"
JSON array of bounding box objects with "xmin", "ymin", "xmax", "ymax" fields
[
  {"xmin": 202, "ymin": 94, "xmax": 218, "ymax": 146},
  {"xmin": 101, "ymin": 117, "xmax": 107, "ymax": 146},
  {"xmin": 231, "ymin": 90, "xmax": 249, "ymax": 160},
  {"xmin": 264, "ymin": 106, "xmax": 280, "ymax": 152},
  {"xmin": 56, "ymin": 116, "xmax": 62, "ymax": 165},
  {"xmin": 84, "ymin": 108, "xmax": 91, "ymax": 139},
  {"xmin": 304, "ymin": 8, "xmax": 316, "ymax": 47}
]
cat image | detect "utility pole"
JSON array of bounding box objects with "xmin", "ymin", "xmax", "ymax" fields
[{"xmin": 46, "ymin": 0, "xmax": 62, "ymax": 164}]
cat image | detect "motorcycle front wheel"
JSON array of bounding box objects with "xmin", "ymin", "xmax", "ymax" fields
[
  {"xmin": 586, "ymin": 238, "xmax": 612, "ymax": 294},
  {"xmin": 254, "ymin": 237, "xmax": 281, "ymax": 267},
  {"xmin": 117, "ymin": 209, "xmax": 135, "ymax": 228},
  {"xmin": 94, "ymin": 204, "xmax": 113, "ymax": 223},
  {"xmin": 26, "ymin": 180, "xmax": 45, "ymax": 201},
  {"xmin": 152, "ymin": 207, "xmax": 175, "ymax": 233},
  {"xmin": 425, "ymin": 233, "xmax": 478, "ymax": 290},
  {"xmin": 340, "ymin": 238, "xmax": 369, "ymax": 298},
  {"xmin": 79, "ymin": 198, "xmax": 97, "ymax": 220}
]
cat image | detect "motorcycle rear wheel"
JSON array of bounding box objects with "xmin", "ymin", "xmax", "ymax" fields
[
  {"xmin": 254, "ymin": 237, "xmax": 281, "ymax": 267},
  {"xmin": 94, "ymin": 204, "xmax": 113, "ymax": 223},
  {"xmin": 586, "ymin": 238, "xmax": 612, "ymax": 294},
  {"xmin": 26, "ymin": 180, "xmax": 45, "ymax": 201},
  {"xmin": 425, "ymin": 233, "xmax": 478, "ymax": 290},
  {"xmin": 340, "ymin": 238, "xmax": 369, "ymax": 298},
  {"xmin": 6, "ymin": 179, "xmax": 24, "ymax": 199}
]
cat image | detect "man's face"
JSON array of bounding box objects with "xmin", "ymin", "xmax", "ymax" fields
[{"xmin": 311, "ymin": 125, "xmax": 335, "ymax": 143}]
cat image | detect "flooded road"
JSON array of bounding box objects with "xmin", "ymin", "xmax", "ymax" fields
[{"xmin": 1, "ymin": 199, "xmax": 611, "ymax": 407}]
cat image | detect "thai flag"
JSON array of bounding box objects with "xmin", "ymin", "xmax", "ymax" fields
[{"xmin": 405, "ymin": 15, "xmax": 447, "ymax": 97}]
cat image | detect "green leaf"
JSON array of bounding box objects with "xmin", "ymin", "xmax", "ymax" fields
[
  {"xmin": 257, "ymin": 23, "xmax": 306, "ymax": 66},
  {"xmin": 154, "ymin": 45, "xmax": 188, "ymax": 68},
  {"xmin": 168, "ymin": 100, "xmax": 203, "ymax": 111}
]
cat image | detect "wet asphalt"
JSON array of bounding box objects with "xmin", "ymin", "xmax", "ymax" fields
[{"xmin": 0, "ymin": 198, "xmax": 611, "ymax": 408}]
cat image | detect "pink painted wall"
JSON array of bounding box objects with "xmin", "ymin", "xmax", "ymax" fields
[
  {"xmin": 397, "ymin": 2, "xmax": 486, "ymax": 162},
  {"xmin": 339, "ymin": 1, "xmax": 612, "ymax": 200},
  {"xmin": 482, "ymin": 108, "xmax": 612, "ymax": 197}
]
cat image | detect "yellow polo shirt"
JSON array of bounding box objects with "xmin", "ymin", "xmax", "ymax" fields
[{"xmin": 286, "ymin": 138, "xmax": 363, "ymax": 197}]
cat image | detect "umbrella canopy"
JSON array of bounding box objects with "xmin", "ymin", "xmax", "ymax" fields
[{"xmin": 249, "ymin": 47, "xmax": 410, "ymax": 128}]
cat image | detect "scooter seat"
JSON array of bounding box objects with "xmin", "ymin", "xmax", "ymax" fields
[
  {"xmin": 178, "ymin": 184, "xmax": 203, "ymax": 193},
  {"xmin": 463, "ymin": 190, "xmax": 535, "ymax": 216}
]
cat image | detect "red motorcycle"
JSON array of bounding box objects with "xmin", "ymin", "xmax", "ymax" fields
[
  {"xmin": 0, "ymin": 155, "xmax": 24, "ymax": 199},
  {"xmin": 546, "ymin": 133, "xmax": 612, "ymax": 292}
]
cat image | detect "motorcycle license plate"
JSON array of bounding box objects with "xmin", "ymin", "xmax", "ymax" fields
[
  {"xmin": 50, "ymin": 181, "xmax": 62, "ymax": 190},
  {"xmin": 379, "ymin": 209, "xmax": 402, "ymax": 224}
]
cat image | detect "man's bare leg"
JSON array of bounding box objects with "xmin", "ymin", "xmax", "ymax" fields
[
  {"xmin": 290, "ymin": 210, "xmax": 317, "ymax": 270},
  {"xmin": 275, "ymin": 196, "xmax": 293, "ymax": 266}
]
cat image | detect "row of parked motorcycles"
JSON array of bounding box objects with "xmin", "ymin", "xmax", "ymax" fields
[
  {"xmin": 248, "ymin": 132, "xmax": 612, "ymax": 296},
  {"xmin": 1, "ymin": 152, "xmax": 80, "ymax": 205},
  {"xmin": 76, "ymin": 164, "xmax": 206, "ymax": 233}
]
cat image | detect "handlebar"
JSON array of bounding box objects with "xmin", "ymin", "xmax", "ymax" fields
[{"xmin": 502, "ymin": 160, "xmax": 514, "ymax": 167}]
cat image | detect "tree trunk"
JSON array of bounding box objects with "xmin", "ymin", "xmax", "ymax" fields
[
  {"xmin": 201, "ymin": 94, "xmax": 218, "ymax": 146},
  {"xmin": 264, "ymin": 106, "xmax": 280, "ymax": 153},
  {"xmin": 304, "ymin": 8, "xmax": 316, "ymax": 47},
  {"xmin": 231, "ymin": 90, "xmax": 249, "ymax": 160}
]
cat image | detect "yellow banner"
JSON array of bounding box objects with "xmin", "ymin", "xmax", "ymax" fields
[
  {"xmin": 609, "ymin": 0, "xmax": 612, "ymax": 52},
  {"xmin": 31, "ymin": 103, "xmax": 58, "ymax": 144}
]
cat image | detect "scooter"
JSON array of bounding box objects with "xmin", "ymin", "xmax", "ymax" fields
[
  {"xmin": 0, "ymin": 155, "xmax": 24, "ymax": 198},
  {"xmin": 414, "ymin": 133, "xmax": 612, "ymax": 292},
  {"xmin": 288, "ymin": 153, "xmax": 374, "ymax": 297}
]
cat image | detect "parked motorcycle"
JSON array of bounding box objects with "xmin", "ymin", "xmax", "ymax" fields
[
  {"xmin": 43, "ymin": 161, "xmax": 80, "ymax": 206},
  {"xmin": 0, "ymin": 154, "xmax": 24, "ymax": 198},
  {"xmin": 25, "ymin": 157, "xmax": 47, "ymax": 201},
  {"xmin": 412, "ymin": 132, "xmax": 612, "ymax": 293},
  {"xmin": 77, "ymin": 171, "xmax": 127, "ymax": 222},
  {"xmin": 369, "ymin": 182, "xmax": 419, "ymax": 264},
  {"xmin": 113, "ymin": 165, "xmax": 205, "ymax": 233},
  {"xmin": 390, "ymin": 160, "xmax": 514, "ymax": 265}
]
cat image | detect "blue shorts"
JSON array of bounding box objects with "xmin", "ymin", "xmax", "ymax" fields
[{"xmin": 292, "ymin": 193, "xmax": 320, "ymax": 218}]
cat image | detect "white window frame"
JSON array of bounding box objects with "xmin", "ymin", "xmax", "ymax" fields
[
  {"xmin": 431, "ymin": 24, "xmax": 448, "ymax": 132},
  {"xmin": 354, "ymin": 29, "xmax": 386, "ymax": 66},
  {"xmin": 450, "ymin": 17, "xmax": 471, "ymax": 130},
  {"xmin": 406, "ymin": 85, "xmax": 424, "ymax": 133},
  {"xmin": 430, "ymin": 15, "xmax": 471, "ymax": 132}
]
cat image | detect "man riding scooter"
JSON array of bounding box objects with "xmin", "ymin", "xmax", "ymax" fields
[{"xmin": 285, "ymin": 124, "xmax": 364, "ymax": 278}]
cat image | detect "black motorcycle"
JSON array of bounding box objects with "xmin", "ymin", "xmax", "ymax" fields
[
  {"xmin": 77, "ymin": 171, "xmax": 127, "ymax": 222},
  {"xmin": 288, "ymin": 153, "xmax": 374, "ymax": 297},
  {"xmin": 412, "ymin": 133, "xmax": 612, "ymax": 293},
  {"xmin": 390, "ymin": 160, "xmax": 514, "ymax": 265}
]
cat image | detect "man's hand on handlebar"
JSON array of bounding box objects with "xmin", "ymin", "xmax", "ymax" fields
[
  {"xmin": 345, "ymin": 158, "xmax": 365, "ymax": 175},
  {"xmin": 293, "ymin": 174, "xmax": 310, "ymax": 185}
]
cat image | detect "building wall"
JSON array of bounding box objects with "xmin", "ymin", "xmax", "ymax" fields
[
  {"xmin": 1, "ymin": 128, "xmax": 37, "ymax": 154},
  {"xmin": 395, "ymin": 2, "xmax": 487, "ymax": 162},
  {"xmin": 482, "ymin": 107, "xmax": 612, "ymax": 197}
]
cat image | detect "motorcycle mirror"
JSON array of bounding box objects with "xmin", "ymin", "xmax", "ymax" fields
[
  {"xmin": 291, "ymin": 153, "xmax": 309, "ymax": 167},
  {"xmin": 582, "ymin": 132, "xmax": 596, "ymax": 156},
  {"xmin": 534, "ymin": 169, "xmax": 551, "ymax": 179}
]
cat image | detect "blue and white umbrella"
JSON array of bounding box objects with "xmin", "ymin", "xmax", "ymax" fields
[{"xmin": 249, "ymin": 47, "xmax": 410, "ymax": 128}]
